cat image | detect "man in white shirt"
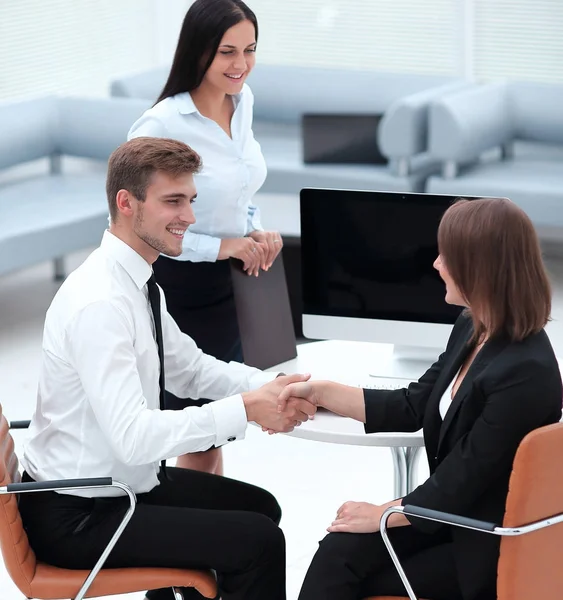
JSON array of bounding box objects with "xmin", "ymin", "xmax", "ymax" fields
[{"xmin": 19, "ymin": 137, "xmax": 315, "ymax": 600}]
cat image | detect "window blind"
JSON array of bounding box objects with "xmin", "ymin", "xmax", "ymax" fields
[
  {"xmin": 251, "ymin": 0, "xmax": 460, "ymax": 76},
  {"xmin": 473, "ymin": 0, "xmax": 563, "ymax": 83},
  {"xmin": 0, "ymin": 0, "xmax": 160, "ymax": 101}
]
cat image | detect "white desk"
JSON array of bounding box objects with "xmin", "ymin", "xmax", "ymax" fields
[{"xmin": 267, "ymin": 340, "xmax": 426, "ymax": 498}]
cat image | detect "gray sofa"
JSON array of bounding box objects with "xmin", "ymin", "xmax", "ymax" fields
[
  {"xmin": 0, "ymin": 96, "xmax": 149, "ymax": 277},
  {"xmin": 426, "ymin": 81, "xmax": 563, "ymax": 231},
  {"xmin": 111, "ymin": 64, "xmax": 469, "ymax": 194}
]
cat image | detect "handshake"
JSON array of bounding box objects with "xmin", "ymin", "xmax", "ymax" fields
[{"xmin": 242, "ymin": 373, "xmax": 319, "ymax": 434}]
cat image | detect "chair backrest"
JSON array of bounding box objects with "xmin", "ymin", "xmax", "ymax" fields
[
  {"xmin": 0, "ymin": 403, "xmax": 37, "ymax": 597},
  {"xmin": 497, "ymin": 422, "xmax": 563, "ymax": 600},
  {"xmin": 230, "ymin": 254, "xmax": 297, "ymax": 370}
]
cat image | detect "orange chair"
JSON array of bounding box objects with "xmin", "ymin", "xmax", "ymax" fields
[
  {"xmin": 365, "ymin": 422, "xmax": 563, "ymax": 600},
  {"xmin": 0, "ymin": 404, "xmax": 218, "ymax": 600}
]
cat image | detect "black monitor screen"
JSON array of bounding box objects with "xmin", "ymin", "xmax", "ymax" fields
[{"xmin": 300, "ymin": 188, "xmax": 464, "ymax": 325}]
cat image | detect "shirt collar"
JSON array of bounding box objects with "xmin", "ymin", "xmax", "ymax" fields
[
  {"xmin": 100, "ymin": 230, "xmax": 153, "ymax": 290},
  {"xmin": 174, "ymin": 86, "xmax": 246, "ymax": 115}
]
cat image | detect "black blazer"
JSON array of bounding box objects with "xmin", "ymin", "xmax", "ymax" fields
[{"xmin": 364, "ymin": 314, "xmax": 562, "ymax": 600}]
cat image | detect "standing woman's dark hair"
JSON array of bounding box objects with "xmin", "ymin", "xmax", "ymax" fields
[{"xmin": 156, "ymin": 0, "xmax": 258, "ymax": 103}]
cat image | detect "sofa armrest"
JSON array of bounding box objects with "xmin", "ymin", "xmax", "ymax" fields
[
  {"xmin": 56, "ymin": 97, "xmax": 151, "ymax": 161},
  {"xmin": 378, "ymin": 81, "xmax": 472, "ymax": 161},
  {"xmin": 110, "ymin": 67, "xmax": 169, "ymax": 102},
  {"xmin": 429, "ymin": 82, "xmax": 513, "ymax": 164},
  {"xmin": 0, "ymin": 97, "xmax": 58, "ymax": 170}
]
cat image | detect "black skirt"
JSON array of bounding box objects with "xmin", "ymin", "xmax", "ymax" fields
[{"xmin": 153, "ymin": 255, "xmax": 242, "ymax": 410}]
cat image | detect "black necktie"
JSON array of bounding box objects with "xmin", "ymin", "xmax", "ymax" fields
[{"xmin": 147, "ymin": 274, "xmax": 167, "ymax": 477}]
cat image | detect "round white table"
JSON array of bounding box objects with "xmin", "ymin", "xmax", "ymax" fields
[{"xmin": 267, "ymin": 340, "xmax": 426, "ymax": 498}]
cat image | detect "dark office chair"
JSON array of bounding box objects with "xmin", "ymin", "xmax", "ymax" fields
[
  {"xmin": 0, "ymin": 405, "xmax": 217, "ymax": 600},
  {"xmin": 366, "ymin": 422, "xmax": 563, "ymax": 600}
]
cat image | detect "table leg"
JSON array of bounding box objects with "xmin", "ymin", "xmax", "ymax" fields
[
  {"xmin": 405, "ymin": 446, "xmax": 423, "ymax": 494},
  {"xmin": 390, "ymin": 447, "xmax": 407, "ymax": 498}
]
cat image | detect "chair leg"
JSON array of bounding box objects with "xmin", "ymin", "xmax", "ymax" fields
[{"xmin": 172, "ymin": 587, "xmax": 184, "ymax": 600}]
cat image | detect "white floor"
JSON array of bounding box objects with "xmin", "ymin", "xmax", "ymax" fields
[{"xmin": 2, "ymin": 248, "xmax": 563, "ymax": 599}]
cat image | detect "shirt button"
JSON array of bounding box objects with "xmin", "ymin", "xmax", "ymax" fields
[{"xmin": 228, "ymin": 436, "xmax": 236, "ymax": 442}]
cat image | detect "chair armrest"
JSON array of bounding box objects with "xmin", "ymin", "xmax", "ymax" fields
[
  {"xmin": 428, "ymin": 82, "xmax": 513, "ymax": 163},
  {"xmin": 402, "ymin": 504, "xmax": 497, "ymax": 532},
  {"xmin": 9, "ymin": 420, "xmax": 30, "ymax": 429},
  {"xmin": 379, "ymin": 81, "xmax": 472, "ymax": 159},
  {"xmin": 4, "ymin": 477, "xmax": 112, "ymax": 493},
  {"xmin": 0, "ymin": 477, "xmax": 137, "ymax": 600},
  {"xmin": 379, "ymin": 504, "xmax": 563, "ymax": 600}
]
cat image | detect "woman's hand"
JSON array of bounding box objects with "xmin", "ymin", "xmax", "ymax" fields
[
  {"xmin": 328, "ymin": 499, "xmax": 408, "ymax": 533},
  {"xmin": 248, "ymin": 230, "xmax": 283, "ymax": 270},
  {"xmin": 218, "ymin": 237, "xmax": 266, "ymax": 276},
  {"xmin": 328, "ymin": 502, "xmax": 383, "ymax": 533}
]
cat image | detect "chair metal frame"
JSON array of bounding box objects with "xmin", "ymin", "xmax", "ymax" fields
[
  {"xmin": 3, "ymin": 420, "xmax": 187, "ymax": 600},
  {"xmin": 379, "ymin": 504, "xmax": 563, "ymax": 600}
]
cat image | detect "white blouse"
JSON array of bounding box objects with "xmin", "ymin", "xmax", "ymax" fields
[
  {"xmin": 128, "ymin": 84, "xmax": 267, "ymax": 263},
  {"xmin": 439, "ymin": 368, "xmax": 461, "ymax": 420}
]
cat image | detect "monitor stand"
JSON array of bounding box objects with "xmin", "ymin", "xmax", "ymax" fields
[{"xmin": 368, "ymin": 344, "xmax": 441, "ymax": 381}]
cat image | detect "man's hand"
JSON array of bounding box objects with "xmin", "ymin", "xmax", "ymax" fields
[
  {"xmin": 278, "ymin": 380, "xmax": 366, "ymax": 422},
  {"xmin": 243, "ymin": 374, "xmax": 316, "ymax": 433},
  {"xmin": 218, "ymin": 237, "xmax": 267, "ymax": 276},
  {"xmin": 248, "ymin": 230, "xmax": 283, "ymax": 271}
]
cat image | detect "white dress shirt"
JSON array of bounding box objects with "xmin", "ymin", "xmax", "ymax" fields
[
  {"xmin": 128, "ymin": 84, "xmax": 267, "ymax": 262},
  {"xmin": 22, "ymin": 231, "xmax": 275, "ymax": 497}
]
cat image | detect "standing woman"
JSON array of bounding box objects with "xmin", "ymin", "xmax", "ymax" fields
[{"xmin": 129, "ymin": 0, "xmax": 283, "ymax": 475}]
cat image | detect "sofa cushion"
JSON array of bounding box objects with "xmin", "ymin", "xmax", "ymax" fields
[
  {"xmin": 426, "ymin": 158, "xmax": 563, "ymax": 228},
  {"xmin": 0, "ymin": 173, "xmax": 108, "ymax": 275}
]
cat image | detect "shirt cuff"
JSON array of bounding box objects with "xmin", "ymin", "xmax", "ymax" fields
[
  {"xmin": 246, "ymin": 206, "xmax": 264, "ymax": 233},
  {"xmin": 248, "ymin": 370, "xmax": 278, "ymax": 390},
  {"xmin": 178, "ymin": 233, "xmax": 222, "ymax": 262},
  {"xmin": 210, "ymin": 394, "xmax": 248, "ymax": 446}
]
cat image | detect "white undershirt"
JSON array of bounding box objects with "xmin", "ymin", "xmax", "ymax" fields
[{"xmin": 439, "ymin": 368, "xmax": 461, "ymax": 420}]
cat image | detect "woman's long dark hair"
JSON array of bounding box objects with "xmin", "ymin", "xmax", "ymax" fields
[{"xmin": 156, "ymin": 0, "xmax": 258, "ymax": 105}]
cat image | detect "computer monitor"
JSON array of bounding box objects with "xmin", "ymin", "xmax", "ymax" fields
[{"xmin": 300, "ymin": 188, "xmax": 472, "ymax": 378}]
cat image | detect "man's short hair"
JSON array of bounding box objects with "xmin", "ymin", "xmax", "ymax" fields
[{"xmin": 106, "ymin": 137, "xmax": 202, "ymax": 222}]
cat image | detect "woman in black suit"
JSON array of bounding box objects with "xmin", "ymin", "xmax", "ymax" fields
[{"xmin": 281, "ymin": 198, "xmax": 562, "ymax": 600}]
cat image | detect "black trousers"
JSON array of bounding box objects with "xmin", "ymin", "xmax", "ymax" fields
[
  {"xmin": 298, "ymin": 526, "xmax": 465, "ymax": 600},
  {"xmin": 19, "ymin": 468, "xmax": 285, "ymax": 600}
]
